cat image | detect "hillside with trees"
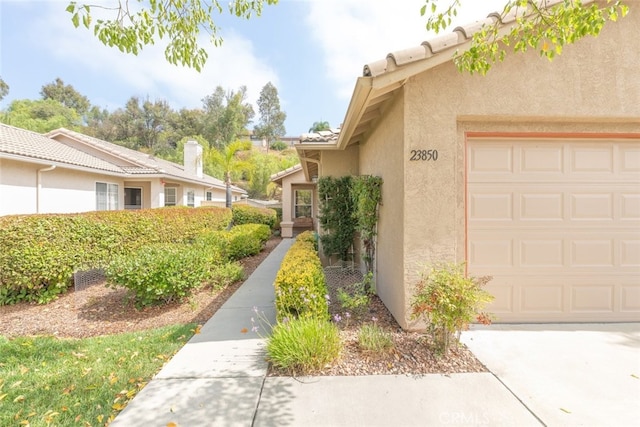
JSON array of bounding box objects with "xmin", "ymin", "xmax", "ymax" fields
[{"xmin": 0, "ymin": 78, "xmax": 299, "ymax": 200}]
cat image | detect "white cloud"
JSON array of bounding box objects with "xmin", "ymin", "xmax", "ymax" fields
[
  {"xmin": 305, "ymin": 0, "xmax": 509, "ymax": 99},
  {"xmin": 34, "ymin": 2, "xmax": 278, "ymax": 111}
]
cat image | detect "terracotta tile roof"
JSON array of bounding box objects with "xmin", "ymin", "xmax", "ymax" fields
[
  {"xmin": 299, "ymin": 128, "xmax": 341, "ymax": 143},
  {"xmin": 47, "ymin": 128, "xmax": 245, "ymax": 193},
  {"xmin": 362, "ymin": 0, "xmax": 584, "ymax": 78},
  {"xmin": 0, "ymin": 123, "xmax": 124, "ymax": 173},
  {"xmin": 270, "ymin": 163, "xmax": 302, "ymax": 184}
]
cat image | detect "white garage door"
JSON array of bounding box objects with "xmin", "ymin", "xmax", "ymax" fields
[{"xmin": 467, "ymin": 138, "xmax": 640, "ymax": 322}]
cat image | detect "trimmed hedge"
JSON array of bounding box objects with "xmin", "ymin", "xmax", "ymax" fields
[
  {"xmin": 195, "ymin": 223, "xmax": 271, "ymax": 261},
  {"xmin": 232, "ymin": 205, "xmax": 277, "ymax": 229},
  {"xmin": 274, "ymin": 232, "xmax": 328, "ymax": 322},
  {"xmin": 0, "ymin": 207, "xmax": 232, "ymax": 305}
]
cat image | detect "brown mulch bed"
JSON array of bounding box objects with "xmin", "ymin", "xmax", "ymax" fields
[{"xmin": 0, "ymin": 236, "xmax": 486, "ymax": 376}]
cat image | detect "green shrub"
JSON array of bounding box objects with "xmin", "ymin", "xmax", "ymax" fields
[
  {"xmin": 358, "ymin": 323, "xmax": 394, "ymax": 353},
  {"xmin": 269, "ymin": 140, "xmax": 288, "ymax": 151},
  {"xmin": 232, "ymin": 204, "xmax": 277, "ymax": 229},
  {"xmin": 410, "ymin": 262, "xmax": 494, "ymax": 354},
  {"xmin": 209, "ymin": 262, "xmax": 245, "ymax": 290},
  {"xmin": 198, "ymin": 224, "xmax": 270, "ymax": 261},
  {"xmin": 295, "ymin": 230, "xmax": 318, "ymax": 250},
  {"xmin": 105, "ymin": 243, "xmax": 223, "ymax": 308},
  {"xmin": 274, "ymin": 238, "xmax": 328, "ymax": 321},
  {"xmin": 267, "ymin": 317, "xmax": 341, "ymax": 375},
  {"xmin": 0, "ymin": 207, "xmax": 232, "ymax": 305}
]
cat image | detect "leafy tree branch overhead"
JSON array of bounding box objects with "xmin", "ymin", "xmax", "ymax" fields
[
  {"xmin": 65, "ymin": 0, "xmax": 279, "ymax": 71},
  {"xmin": 423, "ymin": 0, "xmax": 629, "ymax": 74}
]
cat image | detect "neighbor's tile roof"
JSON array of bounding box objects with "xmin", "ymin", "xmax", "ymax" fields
[
  {"xmin": 0, "ymin": 123, "xmax": 124, "ymax": 173},
  {"xmin": 0, "ymin": 123, "xmax": 244, "ymax": 193},
  {"xmin": 299, "ymin": 128, "xmax": 341, "ymax": 144},
  {"xmin": 270, "ymin": 163, "xmax": 302, "ymax": 184},
  {"xmin": 47, "ymin": 128, "xmax": 245, "ymax": 193}
]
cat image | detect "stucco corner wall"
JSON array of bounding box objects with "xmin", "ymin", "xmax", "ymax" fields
[{"xmin": 358, "ymin": 94, "xmax": 408, "ymax": 328}]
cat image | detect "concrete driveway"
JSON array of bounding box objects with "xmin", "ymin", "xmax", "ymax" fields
[{"xmin": 461, "ymin": 323, "xmax": 640, "ymax": 427}]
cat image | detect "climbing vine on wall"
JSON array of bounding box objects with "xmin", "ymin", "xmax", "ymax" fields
[
  {"xmin": 318, "ymin": 175, "xmax": 382, "ymax": 292},
  {"xmin": 351, "ymin": 175, "xmax": 383, "ymax": 286},
  {"xmin": 317, "ymin": 176, "xmax": 356, "ymax": 262}
]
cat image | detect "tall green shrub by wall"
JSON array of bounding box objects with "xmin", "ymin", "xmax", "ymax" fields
[
  {"xmin": 274, "ymin": 231, "xmax": 328, "ymax": 321},
  {"xmin": 0, "ymin": 207, "xmax": 232, "ymax": 305},
  {"xmin": 232, "ymin": 205, "xmax": 278, "ymax": 229}
]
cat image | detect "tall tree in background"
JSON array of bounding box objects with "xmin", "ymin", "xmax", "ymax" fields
[
  {"xmin": 424, "ymin": 0, "xmax": 629, "ymax": 74},
  {"xmin": 254, "ymin": 82, "xmax": 286, "ymax": 152},
  {"xmin": 0, "ymin": 99, "xmax": 81, "ymax": 133},
  {"xmin": 40, "ymin": 78, "xmax": 91, "ymax": 116},
  {"xmin": 207, "ymin": 140, "xmax": 252, "ymax": 207},
  {"xmin": 202, "ymin": 86, "xmax": 254, "ymax": 150},
  {"xmin": 0, "ymin": 77, "xmax": 9, "ymax": 102},
  {"xmin": 309, "ymin": 120, "xmax": 330, "ymax": 133},
  {"xmin": 67, "ymin": 0, "xmax": 279, "ymax": 71}
]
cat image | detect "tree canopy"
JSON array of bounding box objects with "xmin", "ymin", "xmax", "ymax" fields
[
  {"xmin": 66, "ymin": 0, "xmax": 279, "ymax": 71},
  {"xmin": 253, "ymin": 82, "xmax": 286, "ymax": 150},
  {"xmin": 424, "ymin": 0, "xmax": 629, "ymax": 74},
  {"xmin": 65, "ymin": 1, "xmax": 630, "ymax": 73}
]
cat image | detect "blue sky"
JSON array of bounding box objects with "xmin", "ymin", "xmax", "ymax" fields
[{"xmin": 0, "ymin": 0, "xmax": 506, "ymax": 137}]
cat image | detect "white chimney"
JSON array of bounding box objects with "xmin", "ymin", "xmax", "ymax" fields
[{"xmin": 184, "ymin": 140, "xmax": 203, "ymax": 178}]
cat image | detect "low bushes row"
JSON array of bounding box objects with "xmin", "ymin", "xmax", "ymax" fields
[
  {"xmin": 0, "ymin": 206, "xmax": 274, "ymax": 305},
  {"xmin": 273, "ymin": 231, "xmax": 328, "ymax": 322}
]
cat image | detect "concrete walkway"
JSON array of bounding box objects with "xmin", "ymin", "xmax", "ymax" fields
[{"xmin": 112, "ymin": 238, "xmax": 640, "ymax": 427}]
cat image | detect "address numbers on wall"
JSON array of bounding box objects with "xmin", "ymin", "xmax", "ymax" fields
[{"xmin": 409, "ymin": 149, "xmax": 438, "ymax": 161}]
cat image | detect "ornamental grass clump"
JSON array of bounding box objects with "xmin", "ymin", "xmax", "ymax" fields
[
  {"xmin": 411, "ymin": 262, "xmax": 494, "ymax": 355},
  {"xmin": 358, "ymin": 322, "xmax": 394, "ymax": 353},
  {"xmin": 266, "ymin": 317, "xmax": 342, "ymax": 375}
]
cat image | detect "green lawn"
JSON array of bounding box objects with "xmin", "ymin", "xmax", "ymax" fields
[{"xmin": 0, "ymin": 324, "xmax": 195, "ymax": 426}]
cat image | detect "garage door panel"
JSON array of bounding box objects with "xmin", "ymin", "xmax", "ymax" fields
[
  {"xmin": 621, "ymin": 240, "xmax": 640, "ymax": 266},
  {"xmin": 621, "ymin": 286, "xmax": 640, "ymax": 312},
  {"xmin": 570, "ymin": 193, "xmax": 614, "ymax": 220},
  {"xmin": 521, "ymin": 146, "xmax": 563, "ymax": 172},
  {"xmin": 520, "ymin": 193, "xmax": 564, "ymax": 220},
  {"xmin": 571, "ymin": 239, "xmax": 614, "ymax": 266},
  {"xmin": 469, "ymin": 145, "xmax": 513, "ymax": 173},
  {"xmin": 520, "ymin": 239, "xmax": 564, "ymax": 267},
  {"xmin": 571, "ymin": 286, "xmax": 614, "ymax": 312},
  {"xmin": 570, "ymin": 145, "xmax": 614, "ymax": 173},
  {"xmin": 620, "ymin": 145, "xmax": 640, "ymax": 172},
  {"xmin": 467, "ymin": 138, "xmax": 640, "ymax": 322},
  {"xmin": 521, "ymin": 285, "xmax": 564, "ymax": 313},
  {"xmin": 621, "ymin": 194, "xmax": 640, "ymax": 219},
  {"xmin": 469, "ymin": 192, "xmax": 512, "ymax": 220},
  {"xmin": 468, "ymin": 239, "xmax": 513, "ymax": 267}
]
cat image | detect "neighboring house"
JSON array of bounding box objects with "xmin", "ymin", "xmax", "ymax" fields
[
  {"xmin": 0, "ymin": 124, "xmax": 247, "ymax": 216},
  {"xmin": 287, "ymin": 3, "xmax": 640, "ymax": 327},
  {"xmin": 270, "ymin": 163, "xmax": 317, "ymax": 238}
]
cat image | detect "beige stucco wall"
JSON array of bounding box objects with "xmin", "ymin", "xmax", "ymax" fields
[
  {"xmin": 321, "ymin": 146, "xmax": 359, "ymax": 178},
  {"xmin": 383, "ymin": 12, "xmax": 640, "ymax": 328},
  {"xmin": 357, "ymin": 94, "xmax": 406, "ymax": 326}
]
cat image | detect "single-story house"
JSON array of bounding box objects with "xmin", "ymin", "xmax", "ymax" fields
[
  {"xmin": 0, "ymin": 124, "xmax": 247, "ymax": 216},
  {"xmin": 281, "ymin": 1, "xmax": 640, "ymax": 326}
]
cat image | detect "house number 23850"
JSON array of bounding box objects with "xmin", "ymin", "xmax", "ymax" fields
[{"xmin": 409, "ymin": 149, "xmax": 438, "ymax": 161}]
